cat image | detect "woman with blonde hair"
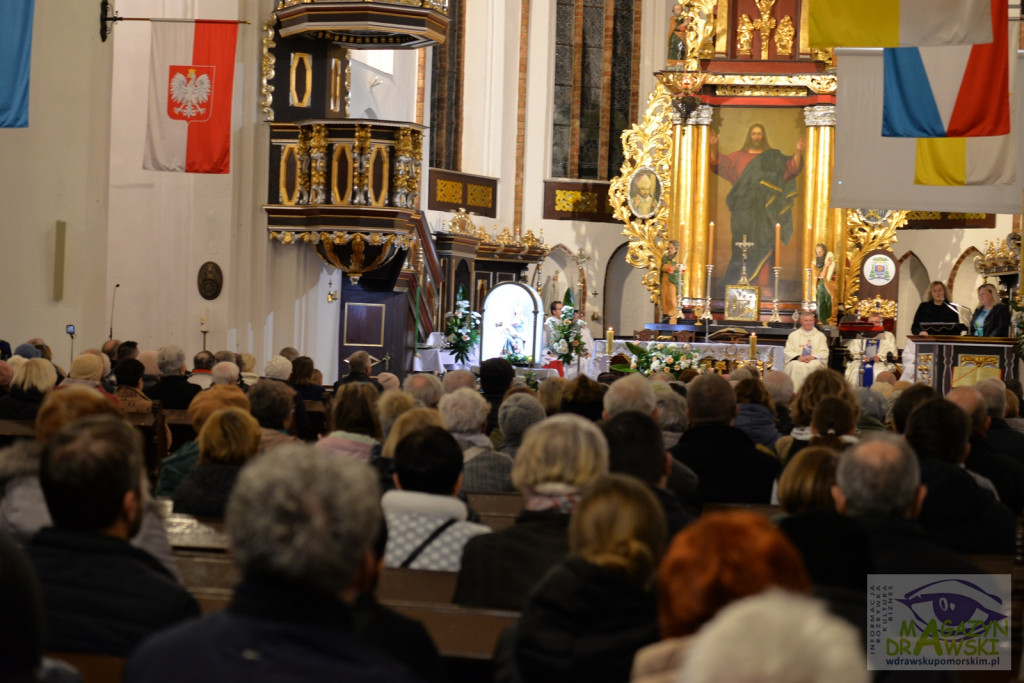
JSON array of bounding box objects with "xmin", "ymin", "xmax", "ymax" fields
[
  {"xmin": 455, "ymin": 413, "xmax": 609, "ymax": 610},
  {"xmin": 0, "ymin": 359, "xmax": 58, "ymax": 421},
  {"xmin": 971, "ymin": 282, "xmax": 1011, "ymax": 337},
  {"xmin": 172, "ymin": 407, "xmax": 261, "ymax": 518},
  {"xmin": 498, "ymin": 475, "xmax": 665, "ymax": 682},
  {"xmin": 536, "ymin": 376, "xmax": 566, "ymax": 416}
]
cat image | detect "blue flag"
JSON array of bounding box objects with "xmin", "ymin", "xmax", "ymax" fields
[{"xmin": 0, "ymin": 1, "xmax": 34, "ymax": 127}]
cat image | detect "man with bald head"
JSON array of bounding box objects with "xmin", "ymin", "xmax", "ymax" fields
[
  {"xmin": 947, "ymin": 385, "xmax": 1024, "ymax": 515},
  {"xmin": 833, "ymin": 433, "xmax": 979, "ymax": 574}
]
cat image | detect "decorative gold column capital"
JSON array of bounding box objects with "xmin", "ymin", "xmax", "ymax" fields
[{"xmin": 803, "ymin": 105, "xmax": 836, "ymax": 127}]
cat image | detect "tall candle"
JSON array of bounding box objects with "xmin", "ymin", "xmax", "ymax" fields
[
  {"xmin": 749, "ymin": 332, "xmax": 757, "ymax": 359},
  {"xmin": 708, "ymin": 221, "xmax": 715, "ymax": 262},
  {"xmin": 774, "ymin": 223, "xmax": 781, "ymax": 268},
  {"xmin": 606, "ymin": 327, "xmax": 614, "ymax": 351}
]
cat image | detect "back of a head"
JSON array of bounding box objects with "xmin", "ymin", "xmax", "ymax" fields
[
  {"xmin": 976, "ymin": 378, "xmax": 1008, "ymax": 419},
  {"xmin": 278, "ymin": 346, "xmax": 300, "ymax": 362},
  {"xmin": 137, "ymin": 349, "xmax": 160, "ymax": 377},
  {"xmin": 498, "ymin": 393, "xmax": 546, "ymax": 446},
  {"xmin": 560, "ymin": 375, "xmax": 607, "ymax": 422},
  {"xmin": 227, "ymin": 445, "xmax": 380, "ymax": 594},
  {"xmin": 187, "ymin": 384, "xmax": 250, "ymax": 431},
  {"xmin": 603, "ymin": 374, "xmax": 656, "ymax": 418},
  {"xmin": 347, "ymin": 350, "xmax": 371, "ymax": 374},
  {"xmin": 115, "ymin": 341, "xmax": 139, "ymax": 362},
  {"xmin": 114, "ymin": 358, "xmax": 145, "ymax": 388},
  {"xmin": 438, "ymin": 386, "xmax": 489, "ymax": 434},
  {"xmin": 733, "ymin": 377, "xmax": 774, "ymax": 411},
  {"xmin": 13, "ymin": 358, "xmax": 58, "ymax": 395},
  {"xmin": 264, "ymin": 355, "xmax": 293, "ymax": 381},
  {"xmin": 247, "ymin": 379, "xmax": 295, "ymax": 429},
  {"xmin": 651, "ymin": 382, "xmax": 687, "ymax": 433},
  {"xmin": 238, "ymin": 353, "xmax": 256, "ymax": 373},
  {"xmin": 193, "ymin": 350, "xmax": 215, "ymax": 371},
  {"xmin": 330, "ymin": 382, "xmax": 381, "ymax": 439},
  {"xmin": 791, "ymin": 369, "xmax": 854, "ymax": 427},
  {"xmin": 376, "ymin": 372, "xmax": 399, "ymax": 391},
  {"xmin": 777, "ymin": 446, "xmax": 839, "ymax": 515},
  {"xmin": 69, "ymin": 353, "xmax": 104, "ymax": 382},
  {"xmin": 0, "ymin": 530, "xmax": 43, "ymax": 681},
  {"xmin": 728, "ymin": 367, "xmax": 754, "ymax": 384},
  {"xmin": 382, "ymin": 408, "xmax": 446, "ymax": 459},
  {"xmin": 211, "ymin": 361, "xmax": 240, "ymax": 386},
  {"xmin": 1008, "ymin": 389, "xmax": 1021, "ymax": 418},
  {"xmin": 570, "ymin": 474, "xmax": 666, "ymax": 586},
  {"xmin": 40, "ymin": 415, "xmax": 142, "ymax": 532},
  {"xmin": 810, "ymin": 395, "xmax": 857, "ymax": 439},
  {"xmin": 679, "ymin": 590, "xmax": 869, "ymax": 683},
  {"xmin": 479, "ymin": 357, "xmax": 515, "ymax": 395},
  {"xmin": 157, "ymin": 345, "xmax": 186, "ymax": 377},
  {"xmin": 601, "ymin": 411, "xmax": 665, "ymax": 486},
  {"xmin": 198, "ymin": 407, "xmax": 262, "ymax": 465},
  {"xmin": 657, "ymin": 510, "xmax": 810, "ymax": 637},
  {"xmin": 393, "ymin": 426, "xmax": 464, "ymax": 495},
  {"xmin": 442, "ymin": 369, "xmax": 476, "ymax": 394},
  {"xmin": 836, "ymin": 433, "xmax": 920, "ymax": 518},
  {"xmin": 686, "ymin": 373, "xmax": 736, "ymax": 426},
  {"xmin": 288, "ymin": 356, "xmax": 315, "ymax": 385},
  {"xmin": 512, "ymin": 414, "xmax": 609, "ymax": 492},
  {"xmin": 537, "ymin": 376, "xmax": 567, "ymax": 415},
  {"xmin": 891, "ymin": 384, "xmax": 939, "ymax": 434},
  {"xmin": 853, "ymin": 386, "xmax": 887, "ymax": 423},
  {"xmin": 946, "ymin": 386, "xmax": 987, "ymax": 433},
  {"xmin": 376, "ymin": 388, "xmax": 420, "ymax": 438},
  {"xmin": 214, "ymin": 350, "xmax": 237, "ymax": 364},
  {"xmin": 403, "ymin": 372, "xmax": 443, "ymax": 408},
  {"xmin": 35, "ymin": 385, "xmax": 122, "ymax": 442},
  {"xmin": 904, "ymin": 397, "xmax": 969, "ymax": 465}
]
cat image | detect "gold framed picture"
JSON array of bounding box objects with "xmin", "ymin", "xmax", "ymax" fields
[{"xmin": 724, "ymin": 285, "xmax": 761, "ymax": 322}]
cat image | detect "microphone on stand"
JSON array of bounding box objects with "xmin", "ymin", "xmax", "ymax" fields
[{"xmin": 109, "ymin": 283, "xmax": 120, "ymax": 340}]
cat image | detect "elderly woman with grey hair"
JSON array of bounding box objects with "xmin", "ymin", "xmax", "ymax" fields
[
  {"xmin": 247, "ymin": 379, "xmax": 300, "ymax": 453},
  {"xmin": 438, "ymin": 388, "xmax": 514, "ymax": 493},
  {"xmin": 454, "ymin": 414, "xmax": 610, "ymax": 610},
  {"xmin": 498, "ymin": 393, "xmax": 546, "ymax": 458},
  {"xmin": 651, "ymin": 381, "xmax": 687, "ymax": 450}
]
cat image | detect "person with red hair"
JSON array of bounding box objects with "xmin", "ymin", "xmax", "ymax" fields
[{"xmin": 630, "ymin": 510, "xmax": 811, "ymax": 682}]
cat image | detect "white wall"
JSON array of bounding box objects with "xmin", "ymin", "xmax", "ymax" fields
[{"xmin": 0, "ymin": 1, "xmax": 113, "ymax": 366}]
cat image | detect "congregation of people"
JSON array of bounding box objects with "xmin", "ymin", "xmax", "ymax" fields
[{"xmin": 1, "ymin": 325, "xmax": 1023, "ymax": 682}]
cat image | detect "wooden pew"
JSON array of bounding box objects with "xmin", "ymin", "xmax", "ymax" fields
[
  {"xmin": 162, "ymin": 409, "xmax": 195, "ymax": 453},
  {"xmin": 45, "ymin": 651, "xmax": 125, "ymax": 683},
  {"xmin": 466, "ymin": 492, "xmax": 522, "ymax": 532},
  {"xmin": 701, "ymin": 502, "xmax": 781, "ymax": 518},
  {"xmin": 382, "ymin": 601, "xmax": 518, "ymax": 661},
  {"xmin": 165, "ymin": 512, "xmax": 229, "ymax": 551},
  {"xmin": 124, "ymin": 403, "xmax": 168, "ymax": 487},
  {"xmin": 175, "ymin": 550, "xmax": 239, "ymax": 591},
  {"xmin": 304, "ymin": 398, "xmax": 329, "ymax": 438},
  {"xmin": 377, "ymin": 567, "xmax": 458, "ymax": 603}
]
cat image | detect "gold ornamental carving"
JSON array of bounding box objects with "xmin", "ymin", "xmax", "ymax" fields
[
  {"xmin": 555, "ymin": 190, "xmax": 599, "ymax": 213},
  {"xmin": 608, "ymin": 82, "xmax": 676, "ymax": 305},
  {"xmin": 715, "ymin": 85, "xmax": 804, "ymax": 97},
  {"xmin": 775, "ymin": 16, "xmax": 795, "ymax": 55},
  {"xmin": 854, "ymin": 296, "xmax": 897, "ymax": 320},
  {"xmin": 737, "ymin": 14, "xmax": 754, "ymax": 55},
  {"xmin": 752, "ymin": 0, "xmax": 776, "ymax": 60},
  {"xmin": 467, "ymin": 183, "xmax": 493, "ymax": 208},
  {"xmin": 917, "ymin": 353, "xmax": 933, "ymax": 384},
  {"xmin": 958, "ymin": 354, "xmax": 1000, "ymax": 368},
  {"xmin": 703, "ymin": 73, "xmax": 837, "ymax": 95},
  {"xmin": 673, "ymin": 0, "xmax": 716, "ymax": 71},
  {"xmin": 289, "ymin": 52, "xmax": 313, "ymax": 107},
  {"xmin": 261, "ymin": 19, "xmax": 277, "ymax": 121},
  {"xmin": 309, "ymin": 123, "xmax": 328, "ymax": 204},
  {"xmin": 436, "ymin": 179, "xmax": 463, "ymax": 204},
  {"xmin": 842, "ymin": 209, "xmax": 907, "ymax": 310}
]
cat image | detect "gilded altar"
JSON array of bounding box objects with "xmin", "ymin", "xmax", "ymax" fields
[{"xmin": 608, "ymin": 0, "xmax": 902, "ymax": 326}]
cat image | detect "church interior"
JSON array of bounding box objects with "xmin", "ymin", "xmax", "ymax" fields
[{"xmin": 2, "ymin": 0, "xmax": 1018, "ymax": 382}]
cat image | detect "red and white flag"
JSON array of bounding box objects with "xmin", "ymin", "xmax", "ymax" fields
[{"xmin": 143, "ymin": 21, "xmax": 238, "ymax": 174}]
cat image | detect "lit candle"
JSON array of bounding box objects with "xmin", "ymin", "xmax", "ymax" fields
[
  {"xmin": 749, "ymin": 332, "xmax": 757, "ymax": 359},
  {"xmin": 774, "ymin": 223, "xmax": 781, "ymax": 269},
  {"xmin": 606, "ymin": 327, "xmax": 614, "ymax": 351},
  {"xmin": 707, "ymin": 221, "xmax": 715, "ymax": 263}
]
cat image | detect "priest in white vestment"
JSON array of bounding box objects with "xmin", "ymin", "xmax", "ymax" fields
[
  {"xmin": 844, "ymin": 313, "xmax": 897, "ymax": 388},
  {"xmin": 784, "ymin": 310, "xmax": 829, "ymax": 391}
]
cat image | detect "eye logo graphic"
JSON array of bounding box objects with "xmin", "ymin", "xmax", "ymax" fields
[{"xmin": 897, "ymin": 578, "xmax": 1007, "ymax": 640}]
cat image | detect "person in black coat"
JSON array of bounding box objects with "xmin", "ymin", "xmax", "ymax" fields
[
  {"xmin": 0, "ymin": 359, "xmax": 57, "ymax": 422},
  {"xmin": 669, "ymin": 373, "xmax": 779, "ymax": 504},
  {"xmin": 494, "ymin": 475, "xmax": 663, "ymax": 683},
  {"xmin": 970, "ymin": 283, "xmax": 1011, "ymax": 337},
  {"xmin": 145, "ymin": 345, "xmax": 201, "ymax": 409},
  {"xmin": 28, "ymin": 415, "xmax": 199, "ymax": 656},
  {"xmin": 911, "ymin": 280, "xmax": 967, "ymax": 335},
  {"xmin": 173, "ymin": 407, "xmax": 260, "ymax": 518},
  {"xmin": 455, "ymin": 414, "xmax": 609, "ymax": 611}
]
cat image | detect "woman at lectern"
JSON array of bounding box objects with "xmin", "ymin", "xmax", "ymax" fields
[
  {"xmin": 970, "ymin": 283, "xmax": 1011, "ymax": 337},
  {"xmin": 910, "ymin": 281, "xmax": 966, "ymax": 336}
]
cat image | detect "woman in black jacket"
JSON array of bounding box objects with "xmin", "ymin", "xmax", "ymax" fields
[{"xmin": 970, "ymin": 283, "xmax": 1011, "ymax": 337}]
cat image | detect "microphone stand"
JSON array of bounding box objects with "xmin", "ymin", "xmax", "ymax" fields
[{"xmin": 109, "ymin": 283, "xmax": 120, "ymax": 340}]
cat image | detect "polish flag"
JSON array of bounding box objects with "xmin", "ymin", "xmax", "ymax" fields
[{"xmin": 143, "ymin": 21, "xmax": 238, "ymax": 174}]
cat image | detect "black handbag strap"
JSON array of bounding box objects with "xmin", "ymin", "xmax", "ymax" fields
[{"xmin": 400, "ymin": 518, "xmax": 457, "ymax": 568}]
